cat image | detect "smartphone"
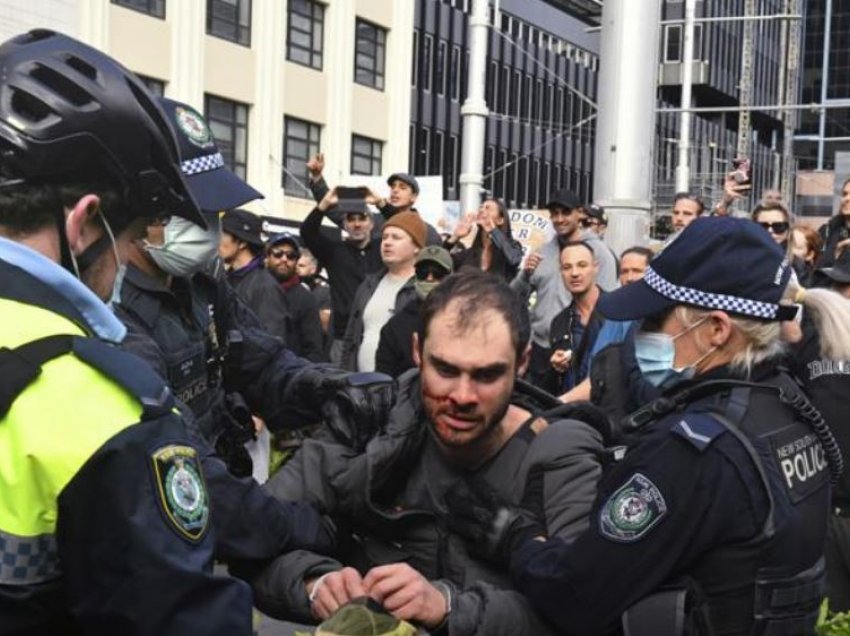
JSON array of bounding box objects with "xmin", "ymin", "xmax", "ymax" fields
[
  {"xmin": 335, "ymin": 186, "xmax": 369, "ymax": 200},
  {"xmin": 731, "ymin": 158, "xmax": 751, "ymax": 188}
]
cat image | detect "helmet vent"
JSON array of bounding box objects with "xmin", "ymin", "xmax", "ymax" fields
[
  {"xmin": 30, "ymin": 63, "xmax": 93, "ymax": 107},
  {"xmin": 10, "ymin": 88, "xmax": 54, "ymax": 123},
  {"xmin": 64, "ymin": 55, "xmax": 98, "ymax": 82}
]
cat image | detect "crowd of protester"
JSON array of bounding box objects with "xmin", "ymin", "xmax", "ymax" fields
[{"xmin": 5, "ymin": 29, "xmax": 850, "ymax": 636}]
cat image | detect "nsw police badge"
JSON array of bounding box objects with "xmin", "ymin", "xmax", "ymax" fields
[
  {"xmin": 600, "ymin": 473, "xmax": 667, "ymax": 542},
  {"xmin": 151, "ymin": 445, "xmax": 209, "ymax": 542}
]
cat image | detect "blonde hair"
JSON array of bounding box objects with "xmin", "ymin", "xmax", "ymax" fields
[
  {"xmin": 676, "ymin": 306, "xmax": 783, "ymax": 377},
  {"xmin": 783, "ymin": 277, "xmax": 850, "ymax": 360}
]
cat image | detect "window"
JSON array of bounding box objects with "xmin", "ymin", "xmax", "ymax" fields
[
  {"xmin": 354, "ymin": 19, "xmax": 386, "ymax": 90},
  {"xmin": 436, "ymin": 40, "xmax": 447, "ymax": 96},
  {"xmin": 415, "ymin": 128, "xmax": 430, "ymax": 175},
  {"xmin": 486, "ymin": 60, "xmax": 498, "ymax": 109},
  {"xmin": 287, "ymin": 0, "xmax": 324, "ymax": 69},
  {"xmin": 664, "ymin": 24, "xmax": 682, "ymax": 62},
  {"xmin": 282, "ymin": 117, "xmax": 321, "ymax": 196},
  {"xmin": 207, "ymin": 0, "xmax": 251, "ymax": 46},
  {"xmin": 351, "ymin": 134, "xmax": 382, "ymax": 175},
  {"xmin": 446, "ymin": 136, "xmax": 459, "ymax": 191},
  {"xmin": 422, "ymin": 35, "xmax": 433, "ymax": 92},
  {"xmin": 112, "ymin": 0, "xmax": 165, "ymax": 18},
  {"xmin": 431, "ymin": 131, "xmax": 444, "ymax": 176},
  {"xmin": 204, "ymin": 95, "xmax": 249, "ymax": 179},
  {"xmin": 450, "ymin": 45, "xmax": 462, "ymax": 100},
  {"xmin": 137, "ymin": 74, "xmax": 165, "ymax": 97},
  {"xmin": 411, "ymin": 31, "xmax": 419, "ymax": 87}
]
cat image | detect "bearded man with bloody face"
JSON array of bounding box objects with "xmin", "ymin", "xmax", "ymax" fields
[{"xmin": 250, "ymin": 269, "xmax": 605, "ymax": 636}]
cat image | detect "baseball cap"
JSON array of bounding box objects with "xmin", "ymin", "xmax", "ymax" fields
[
  {"xmin": 159, "ymin": 97, "xmax": 263, "ymax": 213},
  {"xmin": 597, "ymin": 217, "xmax": 798, "ymax": 322},
  {"xmin": 387, "ymin": 172, "xmax": 420, "ymax": 195},
  {"xmin": 415, "ymin": 245, "xmax": 453, "ymax": 274},
  {"xmin": 818, "ymin": 249, "xmax": 850, "ymax": 284},
  {"xmin": 221, "ymin": 208, "xmax": 264, "ymax": 246},
  {"xmin": 545, "ymin": 188, "xmax": 582, "ymax": 212},
  {"xmin": 266, "ymin": 232, "xmax": 301, "ymax": 255},
  {"xmin": 586, "ymin": 203, "xmax": 607, "ymax": 224}
]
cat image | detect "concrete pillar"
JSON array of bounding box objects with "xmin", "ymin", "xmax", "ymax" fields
[
  {"xmin": 168, "ymin": 0, "xmax": 205, "ymax": 106},
  {"xmin": 593, "ymin": 0, "xmax": 662, "ymax": 255}
]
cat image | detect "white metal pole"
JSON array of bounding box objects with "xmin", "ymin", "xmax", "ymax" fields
[
  {"xmin": 675, "ymin": 0, "xmax": 696, "ymax": 192},
  {"xmin": 593, "ymin": 0, "xmax": 662, "ymax": 254},
  {"xmin": 458, "ymin": 0, "xmax": 490, "ymax": 215},
  {"xmin": 818, "ymin": 0, "xmax": 833, "ymax": 169}
]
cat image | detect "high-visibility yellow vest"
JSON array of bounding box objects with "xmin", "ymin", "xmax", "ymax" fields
[{"xmin": 0, "ymin": 297, "xmax": 141, "ymax": 584}]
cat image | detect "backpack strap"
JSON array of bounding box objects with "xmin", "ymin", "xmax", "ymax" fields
[
  {"xmin": 0, "ymin": 334, "xmax": 173, "ymax": 421},
  {"xmin": 0, "ymin": 334, "xmax": 74, "ymax": 419}
]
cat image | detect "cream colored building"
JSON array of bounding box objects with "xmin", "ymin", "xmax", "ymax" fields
[{"xmin": 0, "ymin": 0, "xmax": 414, "ymax": 221}]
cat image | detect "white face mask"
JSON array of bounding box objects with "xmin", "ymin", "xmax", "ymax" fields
[{"xmin": 144, "ymin": 216, "xmax": 218, "ymax": 278}]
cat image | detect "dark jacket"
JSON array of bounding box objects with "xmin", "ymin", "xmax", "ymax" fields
[
  {"xmin": 818, "ymin": 214, "xmax": 850, "ymax": 269},
  {"xmin": 279, "ymin": 278, "xmax": 324, "ymax": 362},
  {"xmin": 252, "ymin": 371, "xmax": 604, "ymax": 634},
  {"xmin": 227, "ymin": 256, "xmax": 291, "ymax": 344},
  {"xmin": 340, "ymin": 270, "xmax": 417, "ymax": 371},
  {"xmin": 511, "ymin": 362, "xmax": 831, "ymax": 635},
  {"xmin": 115, "ymin": 264, "xmax": 332, "ymax": 563},
  {"xmin": 375, "ymin": 296, "xmax": 421, "ymax": 377},
  {"xmin": 300, "ymin": 205, "xmax": 383, "ymax": 339}
]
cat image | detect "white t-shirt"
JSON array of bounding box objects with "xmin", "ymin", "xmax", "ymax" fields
[{"xmin": 357, "ymin": 273, "xmax": 410, "ymax": 372}]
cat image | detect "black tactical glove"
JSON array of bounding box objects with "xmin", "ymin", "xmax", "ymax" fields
[
  {"xmin": 445, "ymin": 477, "xmax": 546, "ymax": 567},
  {"xmin": 290, "ymin": 369, "xmax": 395, "ymax": 450}
]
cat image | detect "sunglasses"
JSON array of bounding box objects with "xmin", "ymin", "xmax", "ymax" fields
[
  {"xmin": 758, "ymin": 221, "xmax": 789, "ymax": 234},
  {"xmin": 269, "ymin": 249, "xmax": 299, "ymax": 261},
  {"xmin": 580, "ymin": 218, "xmax": 600, "ymax": 228},
  {"xmin": 415, "ymin": 263, "xmax": 450, "ymax": 280}
]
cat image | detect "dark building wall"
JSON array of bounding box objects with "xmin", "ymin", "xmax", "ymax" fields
[
  {"xmin": 654, "ymin": 0, "xmax": 787, "ymax": 216},
  {"xmin": 797, "ymin": 0, "xmax": 850, "ymax": 171},
  {"xmin": 409, "ymin": 0, "xmax": 600, "ymax": 209}
]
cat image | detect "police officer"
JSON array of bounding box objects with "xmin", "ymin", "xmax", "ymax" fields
[
  {"xmin": 0, "ymin": 30, "xmax": 253, "ymax": 634},
  {"xmin": 447, "ymin": 217, "xmax": 841, "ymax": 635},
  {"xmin": 115, "ymin": 97, "xmax": 340, "ymax": 562}
]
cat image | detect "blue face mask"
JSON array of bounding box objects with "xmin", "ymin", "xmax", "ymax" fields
[
  {"xmin": 634, "ymin": 331, "xmax": 694, "ymax": 388},
  {"xmin": 634, "ymin": 317, "xmax": 716, "ymax": 388}
]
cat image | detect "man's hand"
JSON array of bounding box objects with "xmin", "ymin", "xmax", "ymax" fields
[
  {"xmin": 523, "ymin": 251, "xmax": 543, "ymax": 274},
  {"xmin": 835, "ymin": 237, "xmax": 850, "ymax": 259},
  {"xmin": 550, "ymin": 349, "xmax": 572, "ymax": 373},
  {"xmin": 364, "ymin": 187, "xmax": 386, "ymax": 209},
  {"xmin": 307, "ymin": 567, "xmax": 366, "ymax": 621},
  {"xmin": 307, "ymin": 153, "xmax": 325, "ymax": 180},
  {"xmin": 363, "ymin": 564, "xmax": 447, "ymax": 629},
  {"xmin": 715, "ymin": 171, "xmax": 748, "ymax": 216},
  {"xmin": 445, "ymin": 478, "xmax": 546, "ymax": 567}
]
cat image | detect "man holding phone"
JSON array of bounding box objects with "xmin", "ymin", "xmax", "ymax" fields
[
  {"xmin": 300, "ymin": 185, "xmax": 384, "ymax": 364},
  {"xmin": 306, "ymin": 153, "xmax": 441, "ymax": 245}
]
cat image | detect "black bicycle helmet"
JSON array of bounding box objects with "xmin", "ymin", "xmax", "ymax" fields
[{"xmin": 0, "ymin": 29, "xmax": 204, "ymax": 227}]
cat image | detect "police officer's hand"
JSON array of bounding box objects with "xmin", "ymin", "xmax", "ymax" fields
[
  {"xmin": 307, "ymin": 567, "xmax": 366, "ymax": 621},
  {"xmin": 287, "ymin": 501, "xmax": 337, "ymax": 555},
  {"xmin": 445, "ymin": 478, "xmax": 546, "ymax": 567},
  {"xmin": 320, "ymin": 371, "xmax": 395, "ymax": 451}
]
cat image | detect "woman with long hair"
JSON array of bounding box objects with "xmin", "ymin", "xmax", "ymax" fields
[{"xmin": 444, "ymin": 197, "xmax": 523, "ymax": 281}]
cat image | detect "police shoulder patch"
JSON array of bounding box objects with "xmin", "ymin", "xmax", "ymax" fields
[
  {"xmin": 600, "ymin": 472, "xmax": 668, "ymax": 543},
  {"xmin": 671, "ymin": 413, "xmax": 726, "ymax": 452},
  {"xmin": 151, "ymin": 445, "xmax": 209, "ymax": 542}
]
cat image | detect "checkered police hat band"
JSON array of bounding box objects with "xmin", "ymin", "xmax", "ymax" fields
[
  {"xmin": 644, "ymin": 267, "xmax": 780, "ymax": 319},
  {"xmin": 180, "ymin": 152, "xmax": 225, "ymax": 176}
]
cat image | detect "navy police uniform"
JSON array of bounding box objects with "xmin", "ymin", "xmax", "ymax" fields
[{"xmin": 511, "ymin": 363, "xmax": 831, "ymax": 635}]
